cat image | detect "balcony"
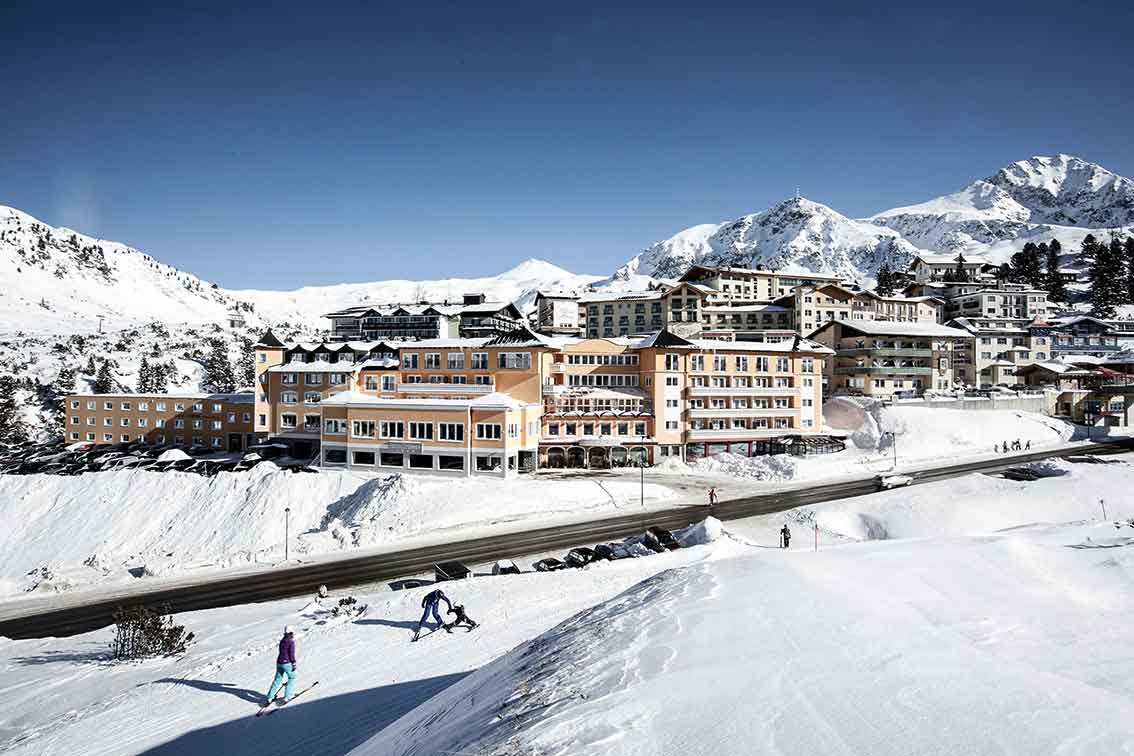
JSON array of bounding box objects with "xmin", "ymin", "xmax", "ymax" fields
[
  {"xmin": 398, "ymin": 383, "xmax": 494, "ymax": 395},
  {"xmin": 836, "ymin": 348, "xmax": 932, "ymax": 358},
  {"xmin": 686, "ymin": 385, "xmax": 799, "ymax": 397},
  {"xmin": 834, "ymin": 366, "xmax": 933, "ymax": 375},
  {"xmin": 687, "ymin": 408, "xmax": 798, "ymax": 419},
  {"xmin": 686, "ymin": 427, "xmax": 792, "ymax": 441},
  {"xmin": 550, "ymin": 363, "xmax": 567, "ymax": 373}
]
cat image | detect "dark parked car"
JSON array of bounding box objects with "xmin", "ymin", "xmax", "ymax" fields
[
  {"xmin": 644, "ymin": 526, "xmax": 680, "ymax": 552},
  {"xmin": 434, "ymin": 561, "xmax": 472, "ymax": 581},
  {"xmin": 565, "ymin": 547, "xmax": 600, "ymax": 568},
  {"xmin": 492, "ymin": 559, "xmax": 521, "ymax": 575},
  {"xmin": 593, "ymin": 543, "xmax": 619, "ymax": 561},
  {"xmin": 1002, "ymin": 467, "xmax": 1041, "ymax": 482},
  {"xmin": 533, "ymin": 557, "xmax": 568, "ymax": 572}
]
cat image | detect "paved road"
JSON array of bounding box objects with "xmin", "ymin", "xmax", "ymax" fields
[{"xmin": 1, "ymin": 440, "xmax": 1129, "ymax": 639}]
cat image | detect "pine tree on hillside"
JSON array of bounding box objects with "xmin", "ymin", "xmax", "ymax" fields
[
  {"xmin": 996, "ymin": 263, "xmax": 1012, "ymax": 286},
  {"xmin": 93, "ymin": 361, "xmax": 115, "ymax": 394},
  {"xmin": 1125, "ymin": 236, "xmax": 1134, "ymax": 304},
  {"xmin": 151, "ymin": 361, "xmax": 170, "ymax": 394},
  {"xmin": 83, "ymin": 355, "xmax": 96, "ymax": 375},
  {"xmin": 951, "ymin": 253, "xmax": 968, "ymax": 282},
  {"xmin": 205, "ymin": 339, "xmax": 236, "ymax": 394},
  {"xmin": 236, "ymin": 336, "xmax": 255, "ymax": 388},
  {"xmin": 875, "ymin": 261, "xmax": 895, "ymax": 295},
  {"xmin": 1079, "ymin": 234, "xmax": 1098, "ymax": 267},
  {"xmin": 0, "ymin": 375, "xmax": 28, "ymax": 445},
  {"xmin": 1088, "ymin": 237, "xmax": 1124, "ymax": 319},
  {"xmin": 48, "ymin": 367, "xmax": 76, "ymax": 439},
  {"xmin": 137, "ymin": 357, "xmax": 152, "ymax": 393},
  {"xmin": 1045, "ymin": 242, "xmax": 1068, "ymax": 302},
  {"xmin": 1110, "ymin": 237, "xmax": 1129, "ymax": 305}
]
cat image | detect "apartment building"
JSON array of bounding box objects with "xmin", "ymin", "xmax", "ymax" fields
[
  {"xmin": 253, "ymin": 325, "xmax": 833, "ymax": 475},
  {"xmin": 677, "ymin": 265, "xmax": 842, "ymax": 302},
  {"xmin": 324, "ymin": 293, "xmax": 523, "ymax": 341},
  {"xmin": 779, "ymin": 284, "xmax": 943, "ymax": 335},
  {"xmin": 64, "ymin": 392, "xmax": 255, "ymax": 450},
  {"xmin": 908, "ymin": 254, "xmax": 996, "ymax": 283},
  {"xmin": 809, "ymin": 320, "xmax": 973, "ymax": 398},
  {"xmin": 578, "ymin": 290, "xmax": 665, "ymax": 338},
  {"xmin": 943, "ymin": 285, "xmax": 1049, "ymax": 321},
  {"xmin": 533, "ymin": 290, "xmax": 583, "ymax": 335}
]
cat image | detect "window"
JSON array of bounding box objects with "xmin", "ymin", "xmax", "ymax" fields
[
  {"xmin": 121, "ymin": 434, "xmax": 130, "ymax": 442},
  {"xmin": 665, "ymin": 376, "xmax": 679, "ymax": 386},
  {"xmin": 547, "ymin": 422, "xmax": 559, "ymax": 436},
  {"xmin": 475, "ymin": 375, "xmax": 492, "ymax": 385},
  {"xmin": 380, "ymin": 452, "xmax": 404, "ymax": 467},
  {"xmin": 438, "ymin": 455, "xmax": 464, "ymax": 471},
  {"xmin": 755, "ymin": 356, "xmax": 769, "ymax": 372},
  {"xmin": 157, "ymin": 418, "xmax": 166, "ymax": 428},
  {"xmin": 87, "ymin": 417, "xmax": 95, "ymax": 425},
  {"xmin": 258, "ymin": 414, "xmax": 266, "ymax": 425},
  {"xmin": 139, "ymin": 402, "xmax": 149, "ymax": 411},
  {"xmin": 409, "ymin": 422, "xmax": 433, "ymax": 440},
  {"xmin": 305, "ymin": 373, "xmax": 322, "ymax": 386},
  {"xmin": 304, "ymin": 391, "xmax": 321, "ymax": 404},
  {"xmin": 121, "ymin": 418, "xmax": 130, "ymax": 427},
  {"xmin": 192, "ymin": 418, "xmax": 203, "ymax": 430},
  {"xmin": 713, "ymin": 355, "xmax": 727, "ymax": 371},
  {"xmin": 382, "ymin": 375, "xmax": 396, "ymax": 391},
  {"xmin": 87, "ymin": 401, "xmax": 95, "ymax": 410},
  {"xmin": 439, "ymin": 423, "xmax": 464, "ymax": 441},
  {"xmin": 666, "ymin": 399, "xmax": 679, "ymax": 407},
  {"xmin": 447, "ymin": 352, "xmax": 465, "ymax": 369},
  {"xmin": 405, "ymin": 375, "xmax": 422, "ymax": 384},
  {"xmin": 476, "ymin": 423, "xmax": 502, "ymax": 440},
  {"xmin": 103, "ymin": 433, "xmax": 113, "ymax": 441},
  {"xmin": 70, "ymin": 416, "xmax": 79, "ymax": 425},
  {"xmin": 352, "ymin": 420, "xmax": 375, "ymax": 438},
  {"xmin": 690, "ymin": 355, "xmax": 704, "ymax": 371},
  {"xmin": 635, "ymin": 422, "xmax": 646, "ymax": 436},
  {"xmin": 156, "ymin": 402, "xmax": 167, "ymax": 411},
  {"xmin": 324, "ymin": 448, "xmax": 347, "ymax": 464},
  {"xmin": 282, "ymin": 391, "xmax": 298, "ymax": 404},
  {"xmin": 508, "ymin": 423, "xmax": 519, "ymax": 438},
  {"xmin": 70, "ymin": 432, "xmax": 79, "ymax": 440},
  {"xmin": 409, "ymin": 454, "xmax": 433, "ymax": 469},
  {"xmin": 776, "ymin": 358, "xmax": 789, "ymax": 372},
  {"xmin": 121, "ymin": 401, "xmax": 132, "ymax": 411},
  {"xmin": 471, "ymin": 352, "xmax": 488, "ymax": 370},
  {"xmin": 381, "ymin": 421, "xmax": 404, "ymax": 439},
  {"xmin": 258, "ymin": 353, "xmax": 267, "ymax": 363},
  {"xmin": 330, "ymin": 373, "xmax": 347, "ymax": 385},
  {"xmin": 352, "ymin": 450, "xmax": 376, "ymax": 465},
  {"xmin": 138, "ymin": 418, "xmax": 149, "ymax": 428},
  {"xmin": 402, "ymin": 353, "xmax": 419, "ymax": 369},
  {"xmin": 665, "ymin": 353, "xmax": 679, "ymax": 370},
  {"xmin": 365, "ymin": 376, "xmax": 379, "ymax": 391},
  {"xmin": 211, "ymin": 403, "xmax": 222, "ymax": 413},
  {"xmin": 175, "ymin": 402, "xmax": 186, "ymax": 412},
  {"xmin": 86, "ymin": 432, "xmax": 95, "ymax": 441},
  {"xmin": 735, "ymin": 356, "xmax": 748, "ymax": 371},
  {"xmin": 211, "ymin": 437, "xmax": 224, "ymax": 448},
  {"xmin": 497, "ymin": 352, "xmax": 531, "ymax": 369},
  {"xmin": 282, "ymin": 373, "xmax": 297, "ymax": 385},
  {"xmin": 104, "ymin": 401, "xmax": 113, "ymax": 410},
  {"xmin": 70, "ymin": 400, "xmax": 80, "ymax": 409},
  {"xmin": 801, "ymin": 358, "xmax": 814, "ymax": 373},
  {"xmin": 325, "ymin": 419, "xmax": 346, "ymax": 434},
  {"xmin": 174, "ymin": 419, "xmax": 185, "ymax": 429},
  {"xmin": 665, "ymin": 421, "xmax": 679, "ymax": 430},
  {"xmin": 425, "ymin": 353, "xmax": 441, "ymax": 369}
]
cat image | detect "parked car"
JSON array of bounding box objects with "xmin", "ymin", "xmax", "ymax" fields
[
  {"xmin": 644, "ymin": 526, "xmax": 680, "ymax": 552},
  {"xmin": 1002, "ymin": 467, "xmax": 1042, "ymax": 482},
  {"xmin": 593, "ymin": 543, "xmax": 620, "ymax": 561},
  {"xmin": 492, "ymin": 559, "xmax": 521, "ymax": 575},
  {"xmin": 533, "ymin": 557, "xmax": 568, "ymax": 572},
  {"xmin": 434, "ymin": 561, "xmax": 472, "ymax": 581},
  {"xmin": 565, "ymin": 547, "xmax": 600, "ymax": 568}
]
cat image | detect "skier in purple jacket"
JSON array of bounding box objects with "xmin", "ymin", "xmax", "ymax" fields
[{"xmin": 265, "ymin": 625, "xmax": 298, "ymax": 705}]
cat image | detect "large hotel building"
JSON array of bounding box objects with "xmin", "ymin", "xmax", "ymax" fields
[{"xmin": 250, "ymin": 326, "xmax": 833, "ymax": 477}]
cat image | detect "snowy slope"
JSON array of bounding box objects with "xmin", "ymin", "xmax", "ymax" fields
[
  {"xmin": 0, "ymin": 205, "xmax": 242, "ymax": 333},
  {"xmin": 870, "ymin": 154, "xmax": 1134, "ymax": 259},
  {"xmin": 616, "ymin": 196, "xmax": 923, "ymax": 284}
]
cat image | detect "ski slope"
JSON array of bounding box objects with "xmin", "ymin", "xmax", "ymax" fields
[{"xmin": 3, "ymin": 461, "xmax": 1134, "ymax": 754}]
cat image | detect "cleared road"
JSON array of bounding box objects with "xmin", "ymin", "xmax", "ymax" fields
[{"xmin": 1, "ymin": 439, "xmax": 1129, "ymax": 639}]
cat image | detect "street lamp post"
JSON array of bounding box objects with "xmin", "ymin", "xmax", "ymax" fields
[{"xmin": 284, "ymin": 506, "xmax": 291, "ymax": 563}]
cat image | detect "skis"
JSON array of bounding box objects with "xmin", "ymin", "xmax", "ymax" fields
[{"xmin": 256, "ymin": 681, "xmax": 319, "ymax": 717}]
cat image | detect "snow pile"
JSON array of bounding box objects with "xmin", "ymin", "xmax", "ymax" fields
[
  {"xmin": 826, "ymin": 396, "xmax": 1075, "ymax": 460},
  {"xmin": 1023, "ymin": 459, "xmax": 1072, "ymax": 477},
  {"xmin": 0, "ymin": 468, "xmax": 676, "ymax": 596},
  {"xmin": 689, "ymin": 452, "xmax": 800, "ymax": 481},
  {"xmin": 813, "ymin": 511, "xmax": 889, "ymax": 541},
  {"xmin": 156, "ymin": 448, "xmax": 192, "ymax": 462},
  {"xmin": 654, "ymin": 455, "xmax": 693, "ymax": 475},
  {"xmin": 674, "ymin": 516, "xmax": 723, "ymax": 547}
]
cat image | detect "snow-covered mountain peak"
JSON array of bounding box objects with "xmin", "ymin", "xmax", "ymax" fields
[
  {"xmin": 497, "ymin": 258, "xmax": 576, "ymax": 282},
  {"xmin": 984, "ymin": 154, "xmax": 1134, "ymax": 227},
  {"xmin": 614, "ymin": 193, "xmax": 922, "ymax": 284}
]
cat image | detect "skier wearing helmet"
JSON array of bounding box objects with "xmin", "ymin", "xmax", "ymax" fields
[{"xmin": 265, "ymin": 625, "xmax": 298, "ymax": 705}]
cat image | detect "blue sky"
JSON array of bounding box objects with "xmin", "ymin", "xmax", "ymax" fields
[{"xmin": 2, "ymin": 1, "xmax": 1131, "ymax": 289}]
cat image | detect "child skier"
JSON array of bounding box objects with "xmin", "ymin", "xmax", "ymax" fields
[
  {"xmin": 444, "ymin": 604, "xmax": 479, "ymax": 632},
  {"xmin": 265, "ymin": 625, "xmax": 297, "ymax": 706}
]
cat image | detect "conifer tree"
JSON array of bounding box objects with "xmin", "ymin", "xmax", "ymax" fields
[
  {"xmin": 1044, "ymin": 242, "xmax": 1067, "ymax": 302},
  {"xmin": 137, "ymin": 357, "xmax": 152, "ymax": 393},
  {"xmin": 0, "ymin": 375, "xmax": 28, "ymax": 444},
  {"xmin": 1125, "ymin": 236, "xmax": 1134, "ymax": 304},
  {"xmin": 236, "ymin": 336, "xmax": 256, "ymax": 387},
  {"xmin": 151, "ymin": 361, "xmax": 170, "ymax": 394},
  {"xmin": 93, "ymin": 361, "xmax": 115, "ymax": 394},
  {"xmin": 1088, "ymin": 237, "xmax": 1123, "ymax": 318},
  {"xmin": 951, "ymin": 253, "xmax": 968, "ymax": 282},
  {"xmin": 1079, "ymin": 234, "xmax": 1098, "ymax": 267},
  {"xmin": 84, "ymin": 355, "xmax": 97, "ymax": 375},
  {"xmin": 205, "ymin": 339, "xmax": 236, "ymax": 393},
  {"xmin": 875, "ymin": 261, "xmax": 894, "ymax": 295}
]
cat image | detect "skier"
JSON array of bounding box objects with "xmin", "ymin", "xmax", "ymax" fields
[
  {"xmin": 414, "ymin": 588, "xmax": 452, "ymax": 640},
  {"xmin": 444, "ymin": 603, "xmax": 479, "ymax": 632},
  {"xmin": 708, "ymin": 487, "xmax": 718, "ymax": 506},
  {"xmin": 780, "ymin": 524, "xmax": 791, "ymax": 549},
  {"xmin": 1013, "ymin": 439, "xmax": 1022, "ymax": 451},
  {"xmin": 1003, "ymin": 440, "xmax": 1010, "ymax": 454},
  {"xmin": 1025, "ymin": 440, "xmax": 1031, "ymax": 450},
  {"xmin": 265, "ymin": 625, "xmax": 297, "ymax": 706}
]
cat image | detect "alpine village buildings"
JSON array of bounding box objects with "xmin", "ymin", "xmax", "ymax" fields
[{"xmin": 66, "ymin": 256, "xmax": 1127, "ymax": 477}]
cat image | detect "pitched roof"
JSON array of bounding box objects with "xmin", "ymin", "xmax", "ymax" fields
[{"xmin": 256, "ymin": 329, "xmax": 284, "ymax": 348}]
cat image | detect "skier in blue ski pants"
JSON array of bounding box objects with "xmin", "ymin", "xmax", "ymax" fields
[
  {"xmin": 417, "ymin": 589, "xmax": 452, "ymax": 636},
  {"xmin": 266, "ymin": 626, "xmax": 297, "ymax": 704}
]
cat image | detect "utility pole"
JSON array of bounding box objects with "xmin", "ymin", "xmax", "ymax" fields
[
  {"xmin": 284, "ymin": 506, "xmax": 291, "ymax": 562},
  {"xmin": 1100, "ymin": 498, "xmax": 1108, "ymax": 521}
]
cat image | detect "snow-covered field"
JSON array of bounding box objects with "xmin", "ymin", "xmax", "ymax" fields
[
  {"xmin": 3, "ymin": 459, "xmax": 1134, "ymax": 754},
  {"xmin": 0, "ymin": 463, "xmax": 677, "ymax": 597}
]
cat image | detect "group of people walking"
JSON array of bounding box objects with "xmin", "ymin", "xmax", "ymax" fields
[
  {"xmin": 262, "ymin": 588, "xmax": 478, "ymax": 708},
  {"xmin": 996, "ymin": 438, "xmax": 1031, "ymax": 453}
]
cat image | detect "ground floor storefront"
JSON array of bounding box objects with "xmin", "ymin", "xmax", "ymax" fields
[
  {"xmin": 685, "ymin": 435, "xmax": 845, "ymax": 459},
  {"xmin": 319, "ymin": 442, "xmax": 537, "ymax": 478},
  {"xmin": 539, "ymin": 443, "xmax": 666, "ymax": 469}
]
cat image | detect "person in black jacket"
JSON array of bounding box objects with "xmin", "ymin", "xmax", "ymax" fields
[
  {"xmin": 780, "ymin": 524, "xmax": 792, "ymax": 549},
  {"xmin": 444, "ymin": 604, "xmax": 479, "ymax": 632}
]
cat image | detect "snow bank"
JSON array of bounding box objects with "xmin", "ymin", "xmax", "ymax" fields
[
  {"xmin": 674, "ymin": 516, "xmax": 723, "ymax": 547},
  {"xmin": 0, "ymin": 468, "xmax": 675, "ymax": 596},
  {"xmin": 689, "ymin": 452, "xmax": 800, "ymax": 480},
  {"xmin": 156, "ymin": 448, "xmax": 192, "ymax": 462}
]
